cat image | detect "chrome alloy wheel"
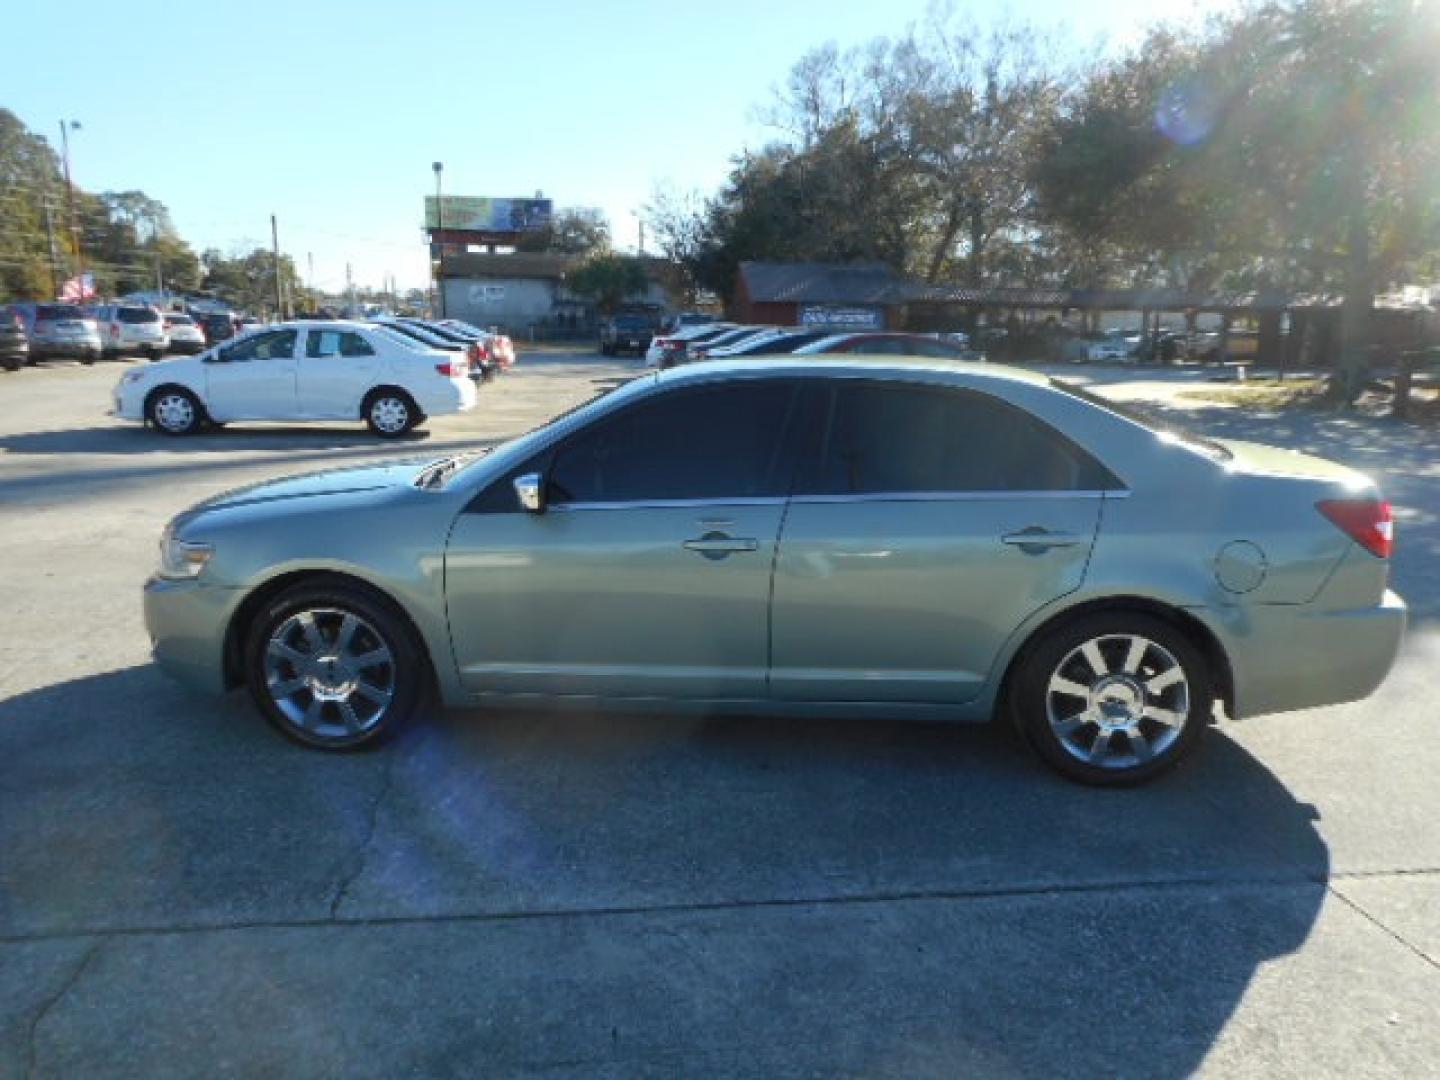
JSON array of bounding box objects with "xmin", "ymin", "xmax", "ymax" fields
[
  {"xmin": 1045, "ymin": 634, "xmax": 1190, "ymax": 770},
  {"xmin": 370, "ymin": 396, "xmax": 409, "ymax": 434},
  {"xmin": 153, "ymin": 392, "xmax": 196, "ymax": 432},
  {"xmin": 263, "ymin": 608, "xmax": 396, "ymax": 739}
]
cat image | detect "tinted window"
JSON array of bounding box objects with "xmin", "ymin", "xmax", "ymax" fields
[
  {"xmin": 36, "ymin": 304, "xmax": 82, "ymax": 321},
  {"xmin": 730, "ymin": 331, "xmax": 824, "ymax": 355},
  {"xmin": 224, "ymin": 330, "xmax": 297, "ymax": 362},
  {"xmin": 802, "ymin": 382, "xmax": 1111, "ymax": 495},
  {"xmin": 165, "ymin": 314, "xmax": 194, "ymax": 326},
  {"xmin": 905, "ymin": 339, "xmax": 964, "ymax": 359},
  {"xmin": 307, "ymin": 330, "xmax": 375, "ymax": 358},
  {"xmin": 844, "ymin": 336, "xmax": 902, "ymax": 355},
  {"xmin": 612, "ymin": 315, "xmax": 651, "ymax": 330},
  {"xmin": 548, "ymin": 381, "xmax": 800, "ymax": 503},
  {"xmin": 117, "ymin": 307, "xmax": 160, "ymax": 324}
]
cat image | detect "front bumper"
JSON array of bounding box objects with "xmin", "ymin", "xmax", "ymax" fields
[
  {"xmin": 143, "ymin": 575, "xmax": 239, "ymax": 695},
  {"xmin": 1219, "ymin": 589, "xmax": 1407, "ymax": 719}
]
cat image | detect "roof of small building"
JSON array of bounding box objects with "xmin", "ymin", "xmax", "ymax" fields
[{"xmin": 738, "ymin": 261, "xmax": 911, "ymax": 305}]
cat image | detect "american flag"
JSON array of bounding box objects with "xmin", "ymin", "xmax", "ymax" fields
[{"xmin": 60, "ymin": 272, "xmax": 96, "ymax": 301}]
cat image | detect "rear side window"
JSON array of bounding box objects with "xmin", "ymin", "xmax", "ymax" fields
[
  {"xmin": 118, "ymin": 307, "xmax": 160, "ymax": 324},
  {"xmin": 548, "ymin": 381, "xmax": 800, "ymax": 504},
  {"xmin": 306, "ymin": 330, "xmax": 375, "ymax": 358},
  {"xmin": 224, "ymin": 330, "xmax": 297, "ymax": 362},
  {"xmin": 36, "ymin": 304, "xmax": 82, "ymax": 321},
  {"xmin": 800, "ymin": 382, "xmax": 1114, "ymax": 495}
]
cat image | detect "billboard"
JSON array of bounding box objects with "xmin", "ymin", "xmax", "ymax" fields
[
  {"xmin": 424, "ymin": 196, "xmax": 552, "ymax": 233},
  {"xmin": 799, "ymin": 304, "xmax": 885, "ymax": 330}
]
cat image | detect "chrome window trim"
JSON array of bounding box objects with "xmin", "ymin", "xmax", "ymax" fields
[
  {"xmin": 550, "ymin": 496, "xmax": 790, "ymax": 513},
  {"xmin": 787, "ymin": 489, "xmax": 1123, "ymax": 505}
]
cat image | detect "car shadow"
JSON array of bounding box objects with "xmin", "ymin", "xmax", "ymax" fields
[{"xmin": 1, "ymin": 664, "xmax": 1328, "ymax": 1076}]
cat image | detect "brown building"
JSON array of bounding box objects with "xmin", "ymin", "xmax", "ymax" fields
[{"xmin": 730, "ymin": 261, "xmax": 911, "ymax": 330}]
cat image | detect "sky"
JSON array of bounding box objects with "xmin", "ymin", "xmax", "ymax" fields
[{"xmin": 4, "ymin": 0, "xmax": 1226, "ymax": 296}]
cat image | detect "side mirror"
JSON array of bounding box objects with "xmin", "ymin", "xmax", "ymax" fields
[{"xmin": 513, "ymin": 472, "xmax": 545, "ymax": 514}]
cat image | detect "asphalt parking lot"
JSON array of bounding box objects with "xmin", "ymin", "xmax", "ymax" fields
[{"xmin": 2, "ymin": 353, "xmax": 1438, "ymax": 1078}]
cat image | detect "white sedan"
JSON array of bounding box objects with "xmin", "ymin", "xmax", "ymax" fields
[{"xmin": 113, "ymin": 321, "xmax": 476, "ymax": 437}]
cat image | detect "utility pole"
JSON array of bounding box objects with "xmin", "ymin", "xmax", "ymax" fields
[
  {"xmin": 57, "ymin": 120, "xmax": 82, "ymax": 282},
  {"xmin": 638, "ymin": 219, "xmax": 645, "ymax": 257},
  {"xmin": 154, "ymin": 251, "xmax": 163, "ymax": 294},
  {"xmin": 432, "ymin": 161, "xmax": 446, "ymax": 318},
  {"xmin": 307, "ymin": 251, "xmax": 315, "ymax": 311},
  {"xmin": 346, "ymin": 262, "xmax": 355, "ymax": 316},
  {"xmin": 270, "ymin": 214, "xmax": 284, "ymax": 319},
  {"xmin": 42, "ymin": 197, "xmax": 62, "ymax": 298}
]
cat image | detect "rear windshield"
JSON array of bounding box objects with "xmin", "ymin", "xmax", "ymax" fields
[
  {"xmin": 118, "ymin": 307, "xmax": 160, "ymax": 324},
  {"xmin": 1049, "ymin": 379, "xmax": 1232, "ymax": 462},
  {"xmin": 613, "ymin": 316, "xmax": 651, "ymax": 329},
  {"xmin": 36, "ymin": 304, "xmax": 83, "ymax": 320},
  {"xmin": 166, "ymin": 314, "xmax": 194, "ymax": 325}
]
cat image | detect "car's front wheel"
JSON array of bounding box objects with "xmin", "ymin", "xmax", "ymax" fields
[
  {"xmin": 147, "ymin": 386, "xmax": 205, "ymax": 435},
  {"xmin": 1012, "ymin": 612, "xmax": 1211, "ymax": 785},
  {"xmin": 245, "ymin": 582, "xmax": 428, "ymax": 750},
  {"xmin": 364, "ymin": 389, "xmax": 418, "ymax": 437}
]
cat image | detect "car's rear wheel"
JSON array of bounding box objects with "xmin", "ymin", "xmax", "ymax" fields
[
  {"xmin": 364, "ymin": 389, "xmax": 418, "ymax": 437},
  {"xmin": 1013, "ymin": 613, "xmax": 1211, "ymax": 785},
  {"xmin": 245, "ymin": 583, "xmax": 427, "ymax": 750},
  {"xmin": 147, "ymin": 386, "xmax": 204, "ymax": 435}
]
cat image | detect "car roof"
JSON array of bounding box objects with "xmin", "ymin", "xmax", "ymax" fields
[{"xmin": 657, "ymin": 355, "xmax": 1045, "ymax": 388}]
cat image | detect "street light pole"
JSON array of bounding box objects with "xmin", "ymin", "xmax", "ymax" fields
[
  {"xmin": 58, "ymin": 120, "xmax": 82, "ymax": 287},
  {"xmin": 432, "ymin": 161, "xmax": 446, "ymax": 318}
]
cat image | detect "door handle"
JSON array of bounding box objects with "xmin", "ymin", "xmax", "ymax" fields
[
  {"xmin": 683, "ymin": 533, "xmax": 759, "ymax": 559},
  {"xmin": 1001, "ymin": 528, "xmax": 1084, "ymax": 551}
]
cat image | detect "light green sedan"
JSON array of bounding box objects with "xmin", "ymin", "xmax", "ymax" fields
[{"xmin": 144, "ymin": 358, "xmax": 1406, "ymax": 784}]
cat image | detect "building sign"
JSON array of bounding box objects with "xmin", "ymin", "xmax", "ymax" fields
[
  {"xmin": 799, "ymin": 304, "xmax": 884, "ymax": 329},
  {"xmin": 467, "ymin": 284, "xmax": 506, "ymax": 305},
  {"xmin": 425, "ymin": 196, "xmax": 552, "ymax": 233}
]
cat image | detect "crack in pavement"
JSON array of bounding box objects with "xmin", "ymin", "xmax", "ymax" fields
[
  {"xmin": 327, "ymin": 751, "xmax": 400, "ymax": 921},
  {"xmin": 1326, "ymin": 882, "xmax": 1440, "ymax": 973},
  {"xmin": 25, "ymin": 938, "xmax": 103, "ymax": 1080}
]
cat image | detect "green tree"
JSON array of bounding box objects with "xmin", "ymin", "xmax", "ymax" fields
[
  {"xmin": 515, "ymin": 207, "xmax": 611, "ymax": 255},
  {"xmin": 565, "ymin": 253, "xmax": 649, "ymax": 314}
]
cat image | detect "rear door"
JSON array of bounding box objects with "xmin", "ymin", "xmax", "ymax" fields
[
  {"xmin": 297, "ymin": 328, "xmax": 381, "ymax": 417},
  {"xmin": 770, "ymin": 380, "xmax": 1111, "ymax": 705},
  {"xmin": 203, "ymin": 329, "xmax": 300, "ymax": 419}
]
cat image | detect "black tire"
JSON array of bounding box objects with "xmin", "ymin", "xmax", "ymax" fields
[
  {"xmin": 1, "ymin": 357, "xmax": 20, "ymax": 373},
  {"xmin": 363, "ymin": 388, "xmax": 419, "ymax": 438},
  {"xmin": 244, "ymin": 581, "xmax": 428, "ymax": 750},
  {"xmin": 146, "ymin": 385, "xmax": 205, "ymax": 436},
  {"xmin": 81, "ymin": 352, "xmax": 96, "ymax": 366},
  {"xmin": 1011, "ymin": 612, "xmax": 1212, "ymax": 786}
]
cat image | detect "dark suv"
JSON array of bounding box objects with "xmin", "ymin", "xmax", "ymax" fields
[{"xmin": 599, "ymin": 314, "xmax": 655, "ymax": 357}]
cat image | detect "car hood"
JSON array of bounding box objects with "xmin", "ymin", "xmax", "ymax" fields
[{"xmin": 182, "ymin": 459, "xmax": 433, "ymax": 518}]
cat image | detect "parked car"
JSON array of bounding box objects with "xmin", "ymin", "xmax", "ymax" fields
[
  {"xmin": 793, "ymin": 332, "xmax": 984, "ymax": 360},
  {"xmin": 141, "ymin": 357, "xmax": 1405, "ymax": 784},
  {"xmin": 0, "ymin": 306, "xmax": 30, "ymax": 371},
  {"xmin": 93, "ymin": 303, "xmax": 168, "ymax": 359},
  {"xmin": 686, "ymin": 326, "xmax": 783, "ymax": 362},
  {"xmin": 438, "ymin": 319, "xmax": 517, "ymax": 370},
  {"xmin": 196, "ymin": 312, "xmax": 239, "ymax": 345},
  {"xmin": 599, "ymin": 314, "xmax": 656, "ymax": 356},
  {"xmin": 162, "ymin": 312, "xmax": 207, "ymax": 355},
  {"xmin": 112, "ymin": 320, "xmax": 475, "ymax": 437},
  {"xmin": 645, "ymin": 322, "xmax": 735, "ymax": 368},
  {"xmin": 369, "ymin": 318, "xmax": 487, "ymax": 380},
  {"xmin": 11, "ymin": 302, "xmax": 102, "ymax": 364},
  {"xmin": 660, "ymin": 312, "xmax": 719, "ymax": 334},
  {"xmin": 1083, "ymin": 335, "xmax": 1133, "ymax": 362},
  {"xmin": 705, "ymin": 330, "xmax": 831, "ymax": 357}
]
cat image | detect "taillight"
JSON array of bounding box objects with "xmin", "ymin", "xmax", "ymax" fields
[
  {"xmin": 1317, "ymin": 499, "xmax": 1393, "ymax": 559},
  {"xmin": 110, "ymin": 323, "xmax": 120, "ymax": 337},
  {"xmin": 435, "ymin": 358, "xmax": 464, "ymax": 377}
]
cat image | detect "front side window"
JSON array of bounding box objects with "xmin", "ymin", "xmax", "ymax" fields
[
  {"xmin": 547, "ymin": 381, "xmax": 800, "ymax": 504},
  {"xmin": 224, "ymin": 330, "xmax": 297, "ymax": 362},
  {"xmin": 802, "ymin": 382, "xmax": 1111, "ymax": 495},
  {"xmin": 306, "ymin": 330, "xmax": 375, "ymax": 358}
]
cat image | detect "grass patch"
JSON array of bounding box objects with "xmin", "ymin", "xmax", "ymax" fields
[{"xmin": 1177, "ymin": 378, "xmax": 1326, "ymax": 408}]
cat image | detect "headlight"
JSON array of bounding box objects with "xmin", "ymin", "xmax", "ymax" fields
[{"xmin": 158, "ymin": 524, "xmax": 214, "ymax": 580}]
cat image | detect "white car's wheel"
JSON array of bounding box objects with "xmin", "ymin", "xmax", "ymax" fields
[
  {"xmin": 364, "ymin": 390, "xmax": 418, "ymax": 438},
  {"xmin": 147, "ymin": 386, "xmax": 204, "ymax": 436}
]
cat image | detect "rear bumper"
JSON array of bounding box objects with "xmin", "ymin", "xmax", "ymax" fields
[
  {"xmin": 1217, "ymin": 589, "xmax": 1407, "ymax": 718},
  {"xmin": 412, "ymin": 378, "xmax": 477, "ymax": 416},
  {"xmin": 35, "ymin": 339, "xmax": 101, "ymax": 357}
]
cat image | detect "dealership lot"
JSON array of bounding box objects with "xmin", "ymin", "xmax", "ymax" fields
[{"xmin": 2, "ymin": 355, "xmax": 1438, "ymax": 1076}]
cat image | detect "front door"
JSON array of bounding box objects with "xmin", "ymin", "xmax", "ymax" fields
[
  {"xmin": 445, "ymin": 379, "xmax": 803, "ymax": 700},
  {"xmin": 770, "ymin": 380, "xmax": 1110, "ymax": 704},
  {"xmin": 203, "ymin": 329, "xmax": 299, "ymax": 419}
]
